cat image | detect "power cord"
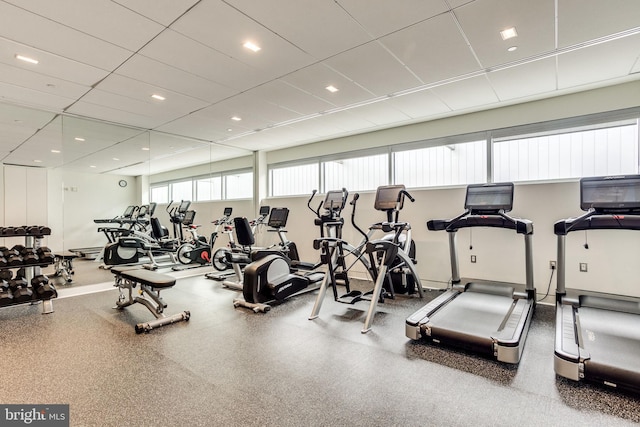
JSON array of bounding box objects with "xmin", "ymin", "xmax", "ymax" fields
[{"xmin": 537, "ymin": 263, "xmax": 555, "ymax": 303}]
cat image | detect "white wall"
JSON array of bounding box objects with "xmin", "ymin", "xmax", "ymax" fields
[{"xmin": 263, "ymin": 180, "xmax": 640, "ymax": 300}]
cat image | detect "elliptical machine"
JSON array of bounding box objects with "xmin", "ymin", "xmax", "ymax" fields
[
  {"xmin": 232, "ymin": 191, "xmax": 350, "ymax": 312},
  {"xmin": 309, "ymin": 184, "xmax": 424, "ymax": 333}
]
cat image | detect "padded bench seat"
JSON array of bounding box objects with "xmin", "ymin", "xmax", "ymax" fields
[{"xmin": 119, "ymin": 268, "xmax": 176, "ymax": 289}]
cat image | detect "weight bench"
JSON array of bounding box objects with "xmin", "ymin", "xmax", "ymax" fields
[
  {"xmin": 112, "ymin": 266, "xmax": 190, "ymax": 333},
  {"xmin": 54, "ymin": 251, "xmax": 78, "ymax": 283}
]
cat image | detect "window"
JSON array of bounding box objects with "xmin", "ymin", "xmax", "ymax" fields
[
  {"xmin": 394, "ymin": 140, "xmax": 487, "ymax": 187},
  {"xmin": 270, "ymin": 163, "xmax": 319, "ymax": 196},
  {"xmin": 196, "ymin": 176, "xmax": 222, "ymax": 201},
  {"xmin": 225, "ymin": 171, "xmax": 253, "ymax": 199},
  {"xmin": 323, "ymin": 153, "xmax": 388, "ymax": 191},
  {"xmin": 493, "ymin": 120, "xmax": 639, "ymax": 182},
  {"xmin": 150, "ymin": 185, "xmax": 169, "ymax": 204},
  {"xmin": 171, "ymin": 180, "xmax": 193, "ymax": 202}
]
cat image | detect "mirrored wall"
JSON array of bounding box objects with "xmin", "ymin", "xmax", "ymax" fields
[{"xmin": 0, "ymin": 101, "xmax": 254, "ymax": 255}]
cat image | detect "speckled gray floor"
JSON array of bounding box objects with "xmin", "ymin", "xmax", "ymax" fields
[{"xmin": 1, "ymin": 274, "xmax": 639, "ymax": 427}]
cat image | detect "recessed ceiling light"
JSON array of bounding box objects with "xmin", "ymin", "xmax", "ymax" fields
[
  {"xmin": 151, "ymin": 94, "xmax": 166, "ymax": 101},
  {"xmin": 142, "ymin": 147, "xmax": 150, "ymax": 151},
  {"xmin": 112, "ymin": 157, "xmax": 120, "ymax": 161},
  {"xmin": 74, "ymin": 137, "xmax": 85, "ymax": 142},
  {"xmin": 227, "ymin": 128, "xmax": 233, "ymax": 132},
  {"xmin": 15, "ymin": 54, "xmax": 39, "ymax": 64},
  {"xmin": 231, "ymin": 116, "xmax": 242, "ymax": 121},
  {"xmin": 51, "ymin": 149, "xmax": 61, "ymax": 154},
  {"xmin": 507, "ymin": 46, "xmax": 518, "ymax": 52},
  {"xmin": 500, "ymin": 27, "xmax": 518, "ymax": 40},
  {"xmin": 34, "ymin": 159, "xmax": 42, "ymax": 163},
  {"xmin": 325, "ymin": 85, "xmax": 339, "ymax": 93},
  {"xmin": 89, "ymin": 165, "xmax": 96, "ymax": 168},
  {"xmin": 243, "ymin": 41, "xmax": 261, "ymax": 52}
]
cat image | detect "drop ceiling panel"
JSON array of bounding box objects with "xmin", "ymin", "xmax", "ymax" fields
[
  {"xmin": 191, "ymin": 102, "xmax": 276, "ymax": 132},
  {"xmin": 93, "ymin": 74, "xmax": 210, "ymax": 114},
  {"xmin": 558, "ymin": 0, "xmax": 640, "ymax": 48},
  {"xmin": 226, "ymin": 0, "xmax": 372, "ymax": 59},
  {"xmin": 171, "ymin": 0, "xmax": 315, "ymax": 79},
  {"xmin": 336, "ymin": 0, "xmax": 449, "ymax": 38},
  {"xmin": 115, "ymin": 55, "xmax": 237, "ymax": 104},
  {"xmin": 281, "ymin": 63, "xmax": 374, "ymax": 107},
  {"xmin": 138, "ymin": 29, "xmax": 267, "ymax": 90},
  {"xmin": 557, "ymin": 35, "xmax": 640, "ymax": 89},
  {"xmin": 249, "ymin": 81, "xmax": 334, "ymax": 116},
  {"xmin": 388, "ymin": 90, "xmax": 451, "ymax": 120},
  {"xmin": 0, "ymin": 39, "xmax": 109, "ymax": 87},
  {"xmin": 345, "ymin": 101, "xmax": 410, "ymax": 126},
  {"xmin": 2, "ymin": 0, "xmax": 164, "ymax": 51},
  {"xmin": 0, "ymin": 63, "xmax": 90, "ymax": 102},
  {"xmin": 430, "ymin": 75, "xmax": 499, "ymax": 111},
  {"xmin": 68, "ymin": 88, "xmax": 206, "ymax": 129},
  {"xmin": 0, "ymin": 82, "xmax": 76, "ymax": 112},
  {"xmin": 112, "ymin": 0, "xmax": 200, "ymax": 26},
  {"xmin": 150, "ymin": 133, "xmax": 210, "ymax": 160},
  {"xmin": 380, "ymin": 12, "xmax": 480, "ymax": 85},
  {"xmin": 154, "ymin": 115, "xmax": 233, "ymax": 142},
  {"xmin": 0, "ymin": 2, "xmax": 132, "ymax": 70},
  {"xmin": 487, "ymin": 57, "xmax": 557, "ymax": 101},
  {"xmin": 65, "ymin": 100, "xmax": 158, "ymax": 130},
  {"xmin": 454, "ymin": 0, "xmax": 555, "ymax": 69},
  {"xmin": 0, "ymin": 103, "xmax": 57, "ymax": 128},
  {"xmin": 216, "ymin": 91, "xmax": 303, "ymax": 125},
  {"xmin": 324, "ymin": 41, "xmax": 423, "ymax": 96}
]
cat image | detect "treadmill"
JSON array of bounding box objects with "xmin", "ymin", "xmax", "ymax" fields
[
  {"xmin": 554, "ymin": 175, "xmax": 640, "ymax": 392},
  {"xmin": 406, "ymin": 182, "xmax": 536, "ymax": 364}
]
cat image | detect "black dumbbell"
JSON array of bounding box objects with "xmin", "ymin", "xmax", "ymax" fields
[
  {"xmin": 0, "ymin": 270, "xmax": 12, "ymax": 281},
  {"xmin": 32, "ymin": 275, "xmax": 56, "ymax": 299},
  {"xmin": 0, "ymin": 280, "xmax": 13, "ymax": 306},
  {"xmin": 36, "ymin": 247, "xmax": 55, "ymax": 264},
  {"xmin": 0, "ymin": 256, "xmax": 7, "ymax": 268},
  {"xmin": 9, "ymin": 277, "xmax": 32, "ymax": 303},
  {"xmin": 20, "ymin": 248, "xmax": 38, "ymax": 265},
  {"xmin": 3, "ymin": 249, "xmax": 22, "ymax": 266}
]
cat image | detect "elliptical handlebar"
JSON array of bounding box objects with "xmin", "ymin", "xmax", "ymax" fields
[{"xmin": 350, "ymin": 193, "xmax": 369, "ymax": 243}]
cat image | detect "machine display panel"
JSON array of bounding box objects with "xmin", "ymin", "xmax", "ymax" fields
[
  {"xmin": 464, "ymin": 183, "xmax": 514, "ymax": 213},
  {"xmin": 323, "ymin": 190, "xmax": 347, "ymax": 211},
  {"xmin": 374, "ymin": 185, "xmax": 406, "ymax": 211},
  {"xmin": 268, "ymin": 207, "xmax": 290, "ymax": 228},
  {"xmin": 580, "ymin": 175, "xmax": 640, "ymax": 212}
]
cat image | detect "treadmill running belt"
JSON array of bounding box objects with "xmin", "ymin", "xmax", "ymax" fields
[
  {"xmin": 578, "ymin": 306, "xmax": 640, "ymax": 388},
  {"xmin": 429, "ymin": 291, "xmax": 517, "ymax": 338}
]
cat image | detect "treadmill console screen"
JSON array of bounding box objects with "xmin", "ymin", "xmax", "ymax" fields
[
  {"xmin": 268, "ymin": 207, "xmax": 289, "ymax": 228},
  {"xmin": 464, "ymin": 183, "xmax": 514, "ymax": 213},
  {"xmin": 259, "ymin": 205, "xmax": 270, "ymax": 216},
  {"xmin": 323, "ymin": 190, "xmax": 347, "ymax": 211},
  {"xmin": 374, "ymin": 185, "xmax": 406, "ymax": 211},
  {"xmin": 223, "ymin": 207, "xmax": 233, "ymax": 216},
  {"xmin": 580, "ymin": 175, "xmax": 640, "ymax": 213}
]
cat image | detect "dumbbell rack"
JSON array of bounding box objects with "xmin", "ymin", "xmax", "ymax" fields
[{"xmin": 0, "ymin": 226, "xmax": 56, "ymax": 314}]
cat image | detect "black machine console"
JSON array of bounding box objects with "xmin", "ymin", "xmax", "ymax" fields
[
  {"xmin": 268, "ymin": 208, "xmax": 289, "ymax": 229},
  {"xmin": 580, "ymin": 175, "xmax": 640, "ymax": 213},
  {"xmin": 465, "ymin": 182, "xmax": 514, "ymax": 214}
]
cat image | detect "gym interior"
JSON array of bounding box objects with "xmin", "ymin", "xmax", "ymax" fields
[{"xmin": 1, "ymin": 1, "xmax": 640, "ymax": 426}]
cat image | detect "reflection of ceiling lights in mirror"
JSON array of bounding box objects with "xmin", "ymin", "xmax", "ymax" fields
[
  {"xmin": 151, "ymin": 94, "xmax": 165, "ymax": 101},
  {"xmin": 74, "ymin": 137, "xmax": 85, "ymax": 142},
  {"xmin": 15, "ymin": 54, "xmax": 38, "ymax": 64},
  {"xmin": 51, "ymin": 150, "xmax": 61, "ymax": 153},
  {"xmin": 243, "ymin": 41, "xmax": 261, "ymax": 52}
]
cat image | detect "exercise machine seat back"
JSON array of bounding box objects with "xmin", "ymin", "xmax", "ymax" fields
[
  {"xmin": 150, "ymin": 217, "xmax": 169, "ymax": 240},
  {"xmin": 243, "ymin": 255, "xmax": 309, "ymax": 304}
]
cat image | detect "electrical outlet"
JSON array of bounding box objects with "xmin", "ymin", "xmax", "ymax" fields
[
  {"xmin": 579, "ymin": 262, "xmax": 588, "ymax": 272},
  {"xmin": 549, "ymin": 260, "xmax": 556, "ymax": 269},
  {"xmin": 471, "ymin": 255, "xmax": 476, "ymax": 263}
]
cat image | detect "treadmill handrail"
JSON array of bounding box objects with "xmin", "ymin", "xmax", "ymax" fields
[
  {"xmin": 554, "ymin": 209, "xmax": 640, "ymax": 235},
  {"xmin": 427, "ymin": 210, "xmax": 533, "ymax": 235}
]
